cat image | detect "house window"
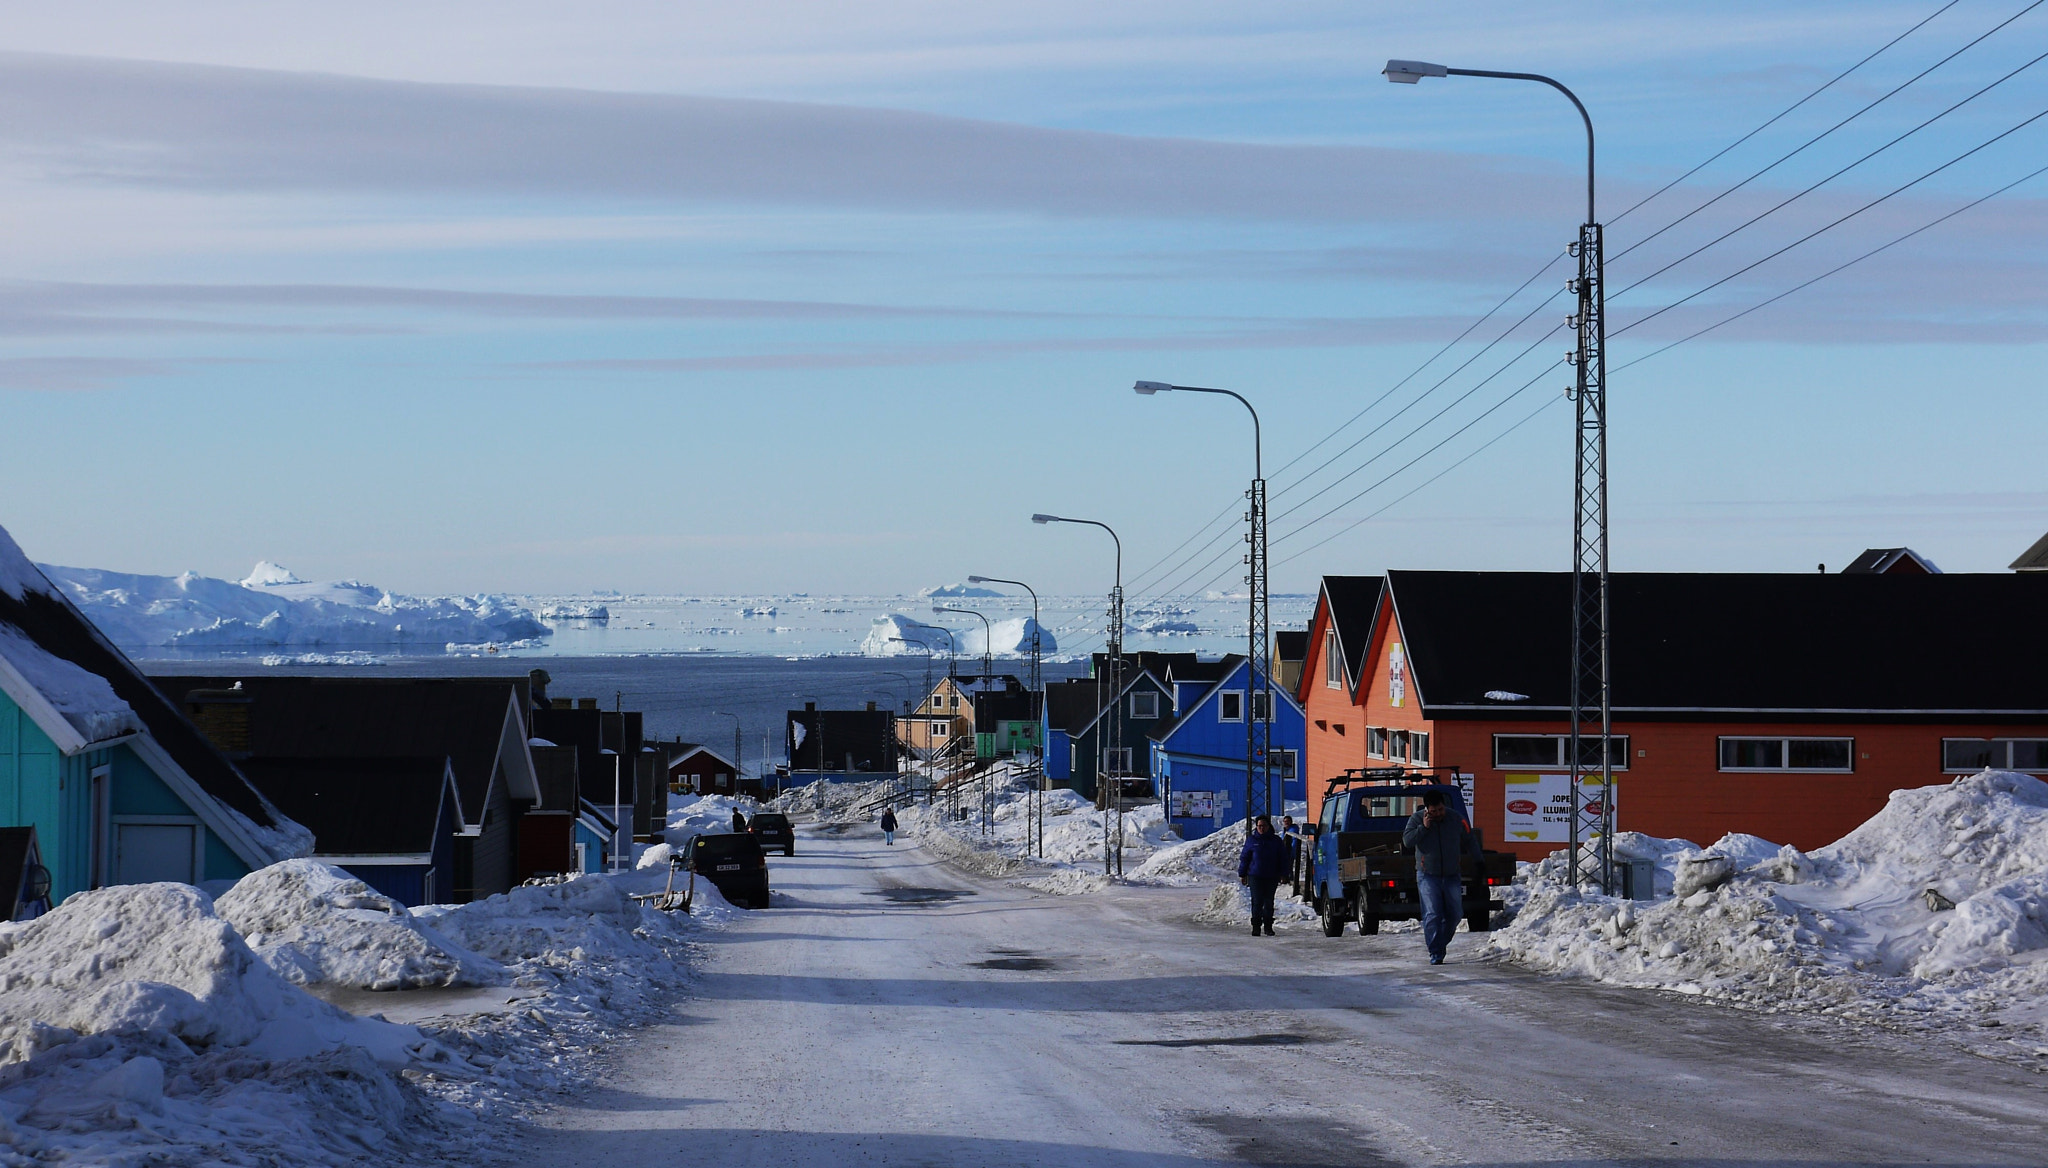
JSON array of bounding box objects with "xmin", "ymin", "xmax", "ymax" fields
[
  {"xmin": 1325, "ymin": 629, "xmax": 1343, "ymax": 689},
  {"xmin": 1251, "ymin": 690, "xmax": 1272, "ymax": 722},
  {"xmin": 1131, "ymin": 692, "xmax": 1159, "ymax": 720},
  {"xmin": 1412, "ymin": 732, "xmax": 1431, "ymax": 764},
  {"xmin": 1103, "ymin": 746, "xmax": 1133, "ymax": 774},
  {"xmin": 112, "ymin": 821, "xmax": 200, "ymax": 884},
  {"xmin": 1718, "ymin": 737, "xmax": 1853, "ymax": 773},
  {"xmin": 1264, "ymin": 748, "xmax": 1297, "ymax": 778},
  {"xmin": 1367, "ymin": 727, "xmax": 1389, "ymax": 758},
  {"xmin": 1390, "ymin": 730, "xmax": 1410, "ymax": 761},
  {"xmin": 715, "ymin": 773, "xmax": 729, "ymax": 788},
  {"xmin": 950, "ymin": 695, "xmax": 960, "ymax": 709},
  {"xmin": 932, "ymin": 722, "xmax": 948, "ymax": 738},
  {"xmin": 1491, "ymin": 734, "xmax": 1630, "ymax": 770},
  {"xmin": 1218, "ymin": 691, "xmax": 1244, "ymax": 722},
  {"xmin": 1941, "ymin": 738, "xmax": 2048, "ymax": 772}
]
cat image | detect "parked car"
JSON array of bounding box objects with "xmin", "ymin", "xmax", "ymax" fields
[
  {"xmin": 748, "ymin": 812, "xmax": 796, "ymax": 855},
  {"xmin": 691, "ymin": 832, "xmax": 771, "ymax": 908}
]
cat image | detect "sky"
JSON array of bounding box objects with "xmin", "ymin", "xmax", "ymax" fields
[{"xmin": 1, "ymin": 0, "xmax": 2043, "ymax": 600}]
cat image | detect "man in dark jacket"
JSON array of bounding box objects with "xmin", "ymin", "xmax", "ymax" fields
[
  {"xmin": 732, "ymin": 807, "xmax": 748, "ymax": 834},
  {"xmin": 1238, "ymin": 816, "xmax": 1291, "ymax": 936},
  {"xmin": 1401, "ymin": 789, "xmax": 1480, "ymax": 964}
]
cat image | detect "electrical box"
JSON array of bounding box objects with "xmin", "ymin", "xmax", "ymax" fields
[{"xmin": 1611, "ymin": 858, "xmax": 1656, "ymax": 900}]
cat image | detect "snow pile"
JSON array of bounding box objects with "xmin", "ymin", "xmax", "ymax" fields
[
  {"xmin": 663, "ymin": 792, "xmax": 766, "ymax": 852},
  {"xmin": 215, "ymin": 861, "xmax": 505, "ymax": 991},
  {"xmin": 37, "ymin": 559, "xmax": 550, "ymax": 652},
  {"xmin": 1194, "ymin": 882, "xmax": 1319, "ymax": 931},
  {"xmin": 1492, "ymin": 771, "xmax": 2048, "ymax": 1056},
  {"xmin": 858, "ymin": 612, "xmax": 956, "ymax": 656}
]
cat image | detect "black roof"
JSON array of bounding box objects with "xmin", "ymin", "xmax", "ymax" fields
[
  {"xmin": 1274, "ymin": 630, "xmax": 1308, "ymax": 663},
  {"xmin": 2012, "ymin": 531, "xmax": 2048, "ymax": 572},
  {"xmin": 786, "ymin": 706, "xmax": 897, "ymax": 771},
  {"xmin": 148, "ymin": 674, "xmax": 527, "ymax": 825},
  {"xmin": 1, "ymin": 588, "xmax": 296, "ymax": 844},
  {"xmin": 1319, "ymin": 576, "xmax": 1386, "ymax": 692},
  {"xmin": 1841, "ymin": 547, "xmax": 1937, "ymax": 575},
  {"xmin": 1043, "ymin": 679, "xmax": 1105, "ymax": 734},
  {"xmin": 1387, "ymin": 570, "xmax": 2048, "ymax": 715},
  {"xmin": 240, "ymin": 757, "xmax": 452, "ymax": 856},
  {"xmin": 973, "ymin": 689, "xmax": 1034, "ymax": 723},
  {"xmin": 531, "ymin": 706, "xmax": 642, "ymax": 813}
]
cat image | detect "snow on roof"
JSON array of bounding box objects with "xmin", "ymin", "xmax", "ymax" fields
[
  {"xmin": 0, "ymin": 623, "xmax": 143, "ymax": 744},
  {"xmin": 0, "ymin": 523, "xmax": 56, "ymax": 602}
]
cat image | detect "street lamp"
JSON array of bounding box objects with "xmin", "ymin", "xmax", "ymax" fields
[
  {"xmin": 1385, "ymin": 57, "xmax": 1612, "ymax": 892},
  {"xmin": 1134, "ymin": 381, "xmax": 1270, "ymax": 836},
  {"xmin": 933, "ymin": 603, "xmax": 996, "ymax": 834},
  {"xmin": 1033, "ymin": 511, "xmax": 1126, "ymax": 876},
  {"xmin": 970, "ymin": 573, "xmax": 1044, "ymax": 857}
]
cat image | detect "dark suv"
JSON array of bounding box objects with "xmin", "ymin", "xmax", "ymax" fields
[
  {"xmin": 748, "ymin": 812, "xmax": 796, "ymax": 856},
  {"xmin": 691, "ymin": 832, "xmax": 770, "ymax": 908}
]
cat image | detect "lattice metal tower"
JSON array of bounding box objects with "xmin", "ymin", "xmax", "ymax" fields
[
  {"xmin": 1103, "ymin": 582, "xmax": 1125, "ymax": 876},
  {"xmin": 1247, "ymin": 477, "xmax": 1272, "ymax": 826},
  {"xmin": 1566, "ymin": 220, "xmax": 1613, "ymax": 892}
]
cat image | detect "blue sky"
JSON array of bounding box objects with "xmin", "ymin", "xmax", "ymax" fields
[{"xmin": 1, "ymin": 1, "xmax": 2043, "ymax": 598}]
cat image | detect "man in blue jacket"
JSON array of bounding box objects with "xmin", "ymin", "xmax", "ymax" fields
[
  {"xmin": 1402, "ymin": 789, "xmax": 1480, "ymax": 964},
  {"xmin": 1238, "ymin": 815, "xmax": 1291, "ymax": 936}
]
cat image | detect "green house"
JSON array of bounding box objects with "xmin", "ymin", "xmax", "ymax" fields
[{"xmin": 0, "ymin": 527, "xmax": 307, "ymax": 903}]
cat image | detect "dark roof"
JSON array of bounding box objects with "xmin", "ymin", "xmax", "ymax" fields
[
  {"xmin": 148, "ymin": 674, "xmax": 527, "ymax": 825},
  {"xmin": 1, "ymin": 588, "xmax": 294, "ymax": 840},
  {"xmin": 1162, "ymin": 658, "xmax": 1232, "ymax": 685},
  {"xmin": 240, "ymin": 757, "xmax": 452, "ymax": 856},
  {"xmin": 0, "ymin": 826, "xmax": 41, "ymax": 921},
  {"xmin": 1274, "ymin": 630, "xmax": 1308, "ymax": 663},
  {"xmin": 530, "ymin": 707, "xmax": 642, "ymax": 814},
  {"xmin": 973, "ymin": 689, "xmax": 1034, "ymax": 724},
  {"xmin": 1320, "ymin": 576, "xmax": 1386, "ymax": 691},
  {"xmin": 1841, "ymin": 547, "xmax": 1938, "ymax": 575},
  {"xmin": 1386, "ymin": 570, "xmax": 2048, "ymax": 715},
  {"xmin": 2012, "ymin": 531, "xmax": 2048, "ymax": 572},
  {"xmin": 786, "ymin": 706, "xmax": 897, "ymax": 772},
  {"xmin": 1043, "ymin": 679, "xmax": 1104, "ymax": 734}
]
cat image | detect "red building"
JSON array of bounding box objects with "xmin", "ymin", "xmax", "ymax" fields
[
  {"xmin": 667, "ymin": 743, "xmax": 754, "ymax": 798},
  {"xmin": 1298, "ymin": 571, "xmax": 2048, "ymax": 861}
]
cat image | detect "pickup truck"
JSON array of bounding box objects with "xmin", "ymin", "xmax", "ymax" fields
[{"xmin": 1305, "ymin": 768, "xmax": 1514, "ymax": 937}]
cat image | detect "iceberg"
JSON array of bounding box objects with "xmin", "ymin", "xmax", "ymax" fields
[{"xmin": 859, "ymin": 613, "xmax": 958, "ymax": 657}]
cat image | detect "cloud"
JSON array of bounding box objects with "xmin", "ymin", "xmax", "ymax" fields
[
  {"xmin": 0, "ymin": 51, "xmax": 1583, "ymax": 226},
  {"xmin": 0, "ymin": 356, "xmax": 198, "ymax": 390}
]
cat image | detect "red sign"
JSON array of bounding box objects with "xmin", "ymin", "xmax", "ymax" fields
[{"xmin": 1506, "ymin": 799, "xmax": 1538, "ymax": 815}]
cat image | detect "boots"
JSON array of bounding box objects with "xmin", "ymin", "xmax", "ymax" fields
[
  {"xmin": 1263, "ymin": 923, "xmax": 1276, "ymax": 936},
  {"xmin": 1250, "ymin": 921, "xmax": 1262, "ymax": 936}
]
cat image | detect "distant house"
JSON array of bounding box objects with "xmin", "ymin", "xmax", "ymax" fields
[
  {"xmin": 239, "ymin": 756, "xmax": 461, "ymax": 906},
  {"xmin": 971, "ymin": 679, "xmax": 1038, "ymax": 759},
  {"xmin": 1274, "ymin": 630, "xmax": 1308, "ymax": 695},
  {"xmin": 1, "ymin": 527, "xmax": 308, "ymax": 901},
  {"xmin": 1841, "ymin": 547, "xmax": 1940, "ymax": 575},
  {"xmin": 900, "ymin": 675, "xmax": 1024, "ymax": 761},
  {"xmin": 785, "ymin": 701, "xmax": 897, "ymax": 784},
  {"xmin": 151, "ymin": 674, "xmax": 540, "ymax": 902},
  {"xmin": 666, "ymin": 742, "xmax": 752, "ymax": 797},
  {"xmin": 1041, "ymin": 660, "xmax": 1176, "ymax": 801},
  {"xmin": 531, "ymin": 701, "xmax": 665, "ymax": 843},
  {"xmin": 1149, "ymin": 654, "xmax": 1306, "ymax": 839}
]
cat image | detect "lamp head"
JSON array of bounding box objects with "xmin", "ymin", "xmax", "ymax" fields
[
  {"xmin": 1133, "ymin": 380, "xmax": 1171, "ymax": 395},
  {"xmin": 966, "ymin": 575, "xmax": 987, "ymax": 583},
  {"xmin": 1383, "ymin": 59, "xmax": 1448, "ymax": 84},
  {"xmin": 1031, "ymin": 513, "xmax": 1057, "ymax": 524}
]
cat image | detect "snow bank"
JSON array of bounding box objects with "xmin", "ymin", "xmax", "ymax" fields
[
  {"xmin": 37, "ymin": 559, "xmax": 550, "ymax": 652},
  {"xmin": 858, "ymin": 612, "xmax": 956, "ymax": 657},
  {"xmin": 1492, "ymin": 771, "xmax": 2048, "ymax": 1057},
  {"xmin": 215, "ymin": 861, "xmax": 505, "ymax": 991}
]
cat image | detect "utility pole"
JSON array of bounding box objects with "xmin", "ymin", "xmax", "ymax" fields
[
  {"xmin": 1032, "ymin": 513, "xmax": 1123, "ymax": 875},
  {"xmin": 969, "ymin": 574, "xmax": 1043, "ymax": 856},
  {"xmin": 1384, "ymin": 58, "xmax": 1611, "ymax": 893}
]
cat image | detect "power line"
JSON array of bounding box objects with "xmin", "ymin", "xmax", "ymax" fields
[{"xmin": 1614, "ymin": 0, "xmax": 2041, "ymax": 263}]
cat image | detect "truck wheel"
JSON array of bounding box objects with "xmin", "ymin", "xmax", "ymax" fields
[
  {"xmin": 1321, "ymin": 903, "xmax": 1347, "ymax": 937},
  {"xmin": 1359, "ymin": 910, "xmax": 1380, "ymax": 935}
]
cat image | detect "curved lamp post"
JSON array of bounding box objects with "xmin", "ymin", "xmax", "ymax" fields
[
  {"xmin": 1385, "ymin": 57, "xmax": 1611, "ymax": 891},
  {"xmin": 968, "ymin": 573, "xmax": 1044, "ymax": 856},
  {"xmin": 1033, "ymin": 512, "xmax": 1126, "ymax": 876}
]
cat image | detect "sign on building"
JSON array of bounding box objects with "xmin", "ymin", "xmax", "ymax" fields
[
  {"xmin": 1502, "ymin": 773, "xmax": 1617, "ymax": 843},
  {"xmin": 1170, "ymin": 790, "xmax": 1223, "ymax": 819}
]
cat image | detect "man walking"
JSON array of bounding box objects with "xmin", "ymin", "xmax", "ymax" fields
[
  {"xmin": 1402, "ymin": 789, "xmax": 1479, "ymax": 964},
  {"xmin": 1238, "ymin": 815, "xmax": 1290, "ymax": 936},
  {"xmin": 879, "ymin": 807, "xmax": 898, "ymax": 846}
]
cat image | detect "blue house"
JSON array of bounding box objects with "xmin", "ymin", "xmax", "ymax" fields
[
  {"xmin": 1041, "ymin": 661, "xmax": 1176, "ymax": 801},
  {"xmin": 1148, "ymin": 654, "xmax": 1306, "ymax": 839},
  {"xmin": 0, "ymin": 526, "xmax": 309, "ymax": 901}
]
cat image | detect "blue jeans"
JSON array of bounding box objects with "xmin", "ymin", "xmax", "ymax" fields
[
  {"xmin": 884, "ymin": 829, "xmax": 895, "ymax": 845},
  {"xmin": 1417, "ymin": 873, "xmax": 1464, "ymax": 960}
]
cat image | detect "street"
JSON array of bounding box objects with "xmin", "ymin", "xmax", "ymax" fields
[{"xmin": 534, "ymin": 819, "xmax": 2048, "ymax": 1167}]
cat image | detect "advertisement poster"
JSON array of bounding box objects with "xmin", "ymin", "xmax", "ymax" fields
[
  {"xmin": 1503, "ymin": 773, "xmax": 1617, "ymax": 843},
  {"xmin": 1387, "ymin": 642, "xmax": 1406, "ymax": 708},
  {"xmin": 1170, "ymin": 790, "xmax": 1220, "ymax": 819}
]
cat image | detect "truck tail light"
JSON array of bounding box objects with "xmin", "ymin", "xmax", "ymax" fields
[{"xmin": 1382, "ymin": 879, "xmax": 1398, "ymax": 888}]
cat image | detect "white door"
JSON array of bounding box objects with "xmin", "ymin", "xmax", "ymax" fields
[{"xmin": 114, "ymin": 823, "xmax": 197, "ymax": 884}]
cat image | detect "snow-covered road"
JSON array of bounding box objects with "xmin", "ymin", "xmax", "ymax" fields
[{"xmin": 534, "ymin": 818, "xmax": 2048, "ymax": 1166}]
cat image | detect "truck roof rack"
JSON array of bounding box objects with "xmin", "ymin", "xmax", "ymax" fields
[{"xmin": 1328, "ymin": 766, "xmax": 1464, "ymax": 789}]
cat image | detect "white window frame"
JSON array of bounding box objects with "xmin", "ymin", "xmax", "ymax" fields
[
  {"xmin": 1717, "ymin": 736, "xmax": 1854, "ymax": 774},
  {"xmin": 90, "ymin": 765, "xmax": 111, "ymax": 889},
  {"xmin": 1250, "ymin": 690, "xmax": 1272, "ymax": 722},
  {"xmin": 1942, "ymin": 738, "xmax": 2048, "ymax": 773},
  {"xmin": 109, "ymin": 814, "xmax": 205, "ymax": 885},
  {"xmin": 1102, "ymin": 746, "xmax": 1133, "ymax": 774},
  {"xmin": 1491, "ymin": 733, "xmax": 1631, "ymax": 771},
  {"xmin": 1390, "ymin": 729, "xmax": 1410, "ymax": 762},
  {"xmin": 931, "ymin": 721, "xmax": 948, "ymax": 738},
  {"xmin": 1366, "ymin": 726, "xmax": 1389, "ymax": 759},
  {"xmin": 1324, "ymin": 629, "xmax": 1343, "ymax": 689},
  {"xmin": 1411, "ymin": 731, "xmax": 1431, "ymax": 765},
  {"xmin": 1218, "ymin": 691, "xmax": 1244, "ymax": 723},
  {"xmin": 1130, "ymin": 691, "xmax": 1160, "ymax": 720}
]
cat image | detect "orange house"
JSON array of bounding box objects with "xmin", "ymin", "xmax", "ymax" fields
[{"xmin": 1298, "ymin": 570, "xmax": 2048, "ymax": 862}]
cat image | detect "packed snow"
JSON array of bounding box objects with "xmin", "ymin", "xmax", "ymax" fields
[
  {"xmin": 0, "ymin": 855, "xmax": 728, "ymax": 1164},
  {"xmin": 37, "ymin": 559, "xmax": 550, "ymax": 653},
  {"xmin": 1491, "ymin": 770, "xmax": 2048, "ymax": 1061}
]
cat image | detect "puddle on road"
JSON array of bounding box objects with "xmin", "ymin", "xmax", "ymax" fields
[
  {"xmin": 970, "ymin": 956, "xmax": 1059, "ymax": 971},
  {"xmin": 865, "ymin": 887, "xmax": 975, "ymax": 905},
  {"xmin": 1115, "ymin": 1033, "xmax": 1324, "ymax": 1048},
  {"xmin": 1181, "ymin": 1112, "xmax": 1399, "ymax": 1167}
]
